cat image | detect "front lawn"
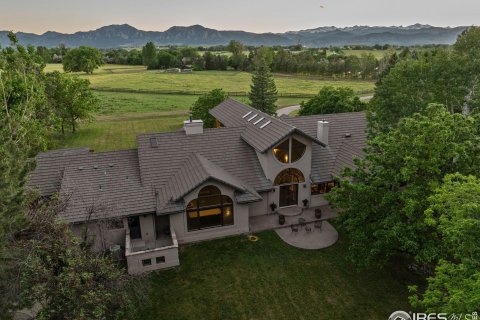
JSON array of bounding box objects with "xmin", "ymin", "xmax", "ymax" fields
[{"xmin": 135, "ymin": 231, "xmax": 415, "ymax": 320}]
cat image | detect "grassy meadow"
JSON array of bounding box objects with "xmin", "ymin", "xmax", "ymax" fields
[
  {"xmin": 135, "ymin": 231, "xmax": 416, "ymax": 320},
  {"xmin": 45, "ymin": 64, "xmax": 375, "ymax": 151}
]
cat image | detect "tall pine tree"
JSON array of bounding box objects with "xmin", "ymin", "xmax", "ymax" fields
[{"xmin": 248, "ymin": 59, "xmax": 278, "ymax": 115}]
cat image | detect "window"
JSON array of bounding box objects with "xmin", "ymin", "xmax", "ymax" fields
[
  {"xmin": 127, "ymin": 216, "xmax": 142, "ymax": 239},
  {"xmin": 156, "ymin": 256, "xmax": 165, "ymax": 264},
  {"xmin": 274, "ymin": 168, "xmax": 305, "ymax": 186},
  {"xmin": 142, "ymin": 258, "xmax": 152, "ymax": 266},
  {"xmin": 273, "ymin": 137, "xmax": 306, "ymax": 164},
  {"xmin": 186, "ymin": 185, "xmax": 234, "ymax": 231},
  {"xmin": 311, "ymin": 181, "xmax": 337, "ymax": 195}
]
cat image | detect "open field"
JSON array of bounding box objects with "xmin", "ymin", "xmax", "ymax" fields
[
  {"xmin": 135, "ymin": 231, "xmax": 416, "ymax": 320},
  {"xmin": 95, "ymin": 91, "xmax": 311, "ymax": 116},
  {"xmin": 44, "ymin": 64, "xmax": 375, "ymax": 95},
  {"xmin": 48, "ymin": 64, "xmax": 374, "ymax": 151}
]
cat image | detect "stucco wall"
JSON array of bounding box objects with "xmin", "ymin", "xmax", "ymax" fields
[
  {"xmin": 255, "ymin": 133, "xmax": 313, "ymax": 208},
  {"xmin": 138, "ymin": 214, "xmax": 156, "ymax": 246},
  {"xmin": 310, "ymin": 194, "xmax": 329, "ymax": 207},
  {"xmin": 170, "ymin": 180, "xmax": 250, "ymax": 244},
  {"xmin": 248, "ymin": 192, "xmax": 271, "ymax": 216},
  {"xmin": 126, "ymin": 226, "xmax": 180, "ymax": 275}
]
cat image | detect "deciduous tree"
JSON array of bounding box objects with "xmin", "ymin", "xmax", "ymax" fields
[
  {"xmin": 63, "ymin": 46, "xmax": 103, "ymax": 74},
  {"xmin": 191, "ymin": 89, "xmax": 228, "ymax": 128},
  {"xmin": 329, "ymin": 104, "xmax": 480, "ymax": 269},
  {"xmin": 409, "ymin": 174, "xmax": 480, "ymax": 313},
  {"xmin": 299, "ymin": 86, "xmax": 366, "ymax": 115},
  {"xmin": 45, "ymin": 71, "xmax": 99, "ymax": 133}
]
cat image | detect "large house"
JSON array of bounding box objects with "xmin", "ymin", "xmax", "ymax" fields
[{"xmin": 29, "ymin": 99, "xmax": 366, "ymax": 274}]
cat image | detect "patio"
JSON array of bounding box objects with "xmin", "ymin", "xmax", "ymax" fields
[
  {"xmin": 275, "ymin": 220, "xmax": 338, "ymax": 249},
  {"xmin": 249, "ymin": 205, "xmax": 338, "ymax": 233}
]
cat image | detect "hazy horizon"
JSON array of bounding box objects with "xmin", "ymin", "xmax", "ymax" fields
[{"xmin": 1, "ymin": 0, "xmax": 479, "ymax": 34}]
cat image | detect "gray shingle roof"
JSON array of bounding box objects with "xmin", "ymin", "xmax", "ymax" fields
[
  {"xmin": 58, "ymin": 149, "xmax": 155, "ymax": 223},
  {"xmin": 156, "ymin": 153, "xmax": 262, "ymax": 214},
  {"xmin": 210, "ymin": 99, "xmax": 324, "ymax": 153},
  {"xmin": 281, "ymin": 112, "xmax": 367, "ymax": 182},
  {"xmin": 137, "ymin": 126, "xmax": 273, "ymax": 193},
  {"xmin": 28, "ymin": 148, "xmax": 91, "ymax": 196}
]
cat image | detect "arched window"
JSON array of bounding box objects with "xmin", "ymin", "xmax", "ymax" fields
[
  {"xmin": 186, "ymin": 185, "xmax": 234, "ymax": 231},
  {"xmin": 273, "ymin": 137, "xmax": 306, "ymax": 164},
  {"xmin": 274, "ymin": 168, "xmax": 305, "ymax": 185}
]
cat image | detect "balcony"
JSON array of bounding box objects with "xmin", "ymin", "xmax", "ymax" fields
[{"xmin": 125, "ymin": 224, "xmax": 180, "ymax": 275}]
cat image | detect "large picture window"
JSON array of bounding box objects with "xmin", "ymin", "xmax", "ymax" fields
[
  {"xmin": 273, "ymin": 137, "xmax": 306, "ymax": 164},
  {"xmin": 186, "ymin": 185, "xmax": 234, "ymax": 231}
]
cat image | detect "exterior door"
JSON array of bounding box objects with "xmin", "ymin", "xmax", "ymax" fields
[{"xmin": 279, "ymin": 184, "xmax": 298, "ymax": 207}]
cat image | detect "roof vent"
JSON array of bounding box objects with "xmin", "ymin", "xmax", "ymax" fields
[
  {"xmin": 345, "ymin": 133, "xmax": 352, "ymax": 138},
  {"xmin": 93, "ymin": 165, "xmax": 98, "ymax": 170},
  {"xmin": 108, "ymin": 163, "xmax": 114, "ymax": 167},
  {"xmin": 253, "ymin": 117, "xmax": 265, "ymax": 125},
  {"xmin": 247, "ymin": 114, "xmax": 258, "ymax": 122},
  {"xmin": 78, "ymin": 166, "xmax": 83, "ymax": 171},
  {"xmin": 150, "ymin": 137, "xmax": 158, "ymax": 148},
  {"xmin": 242, "ymin": 111, "xmax": 252, "ymax": 118},
  {"xmin": 260, "ymin": 120, "xmax": 271, "ymax": 129}
]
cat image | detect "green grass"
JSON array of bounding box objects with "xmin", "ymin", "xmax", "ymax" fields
[
  {"xmin": 135, "ymin": 231, "xmax": 415, "ymax": 320},
  {"xmin": 49, "ymin": 64, "xmax": 372, "ymax": 151},
  {"xmin": 60, "ymin": 114, "xmax": 185, "ymax": 151},
  {"xmin": 45, "ymin": 64, "xmax": 375, "ymax": 95}
]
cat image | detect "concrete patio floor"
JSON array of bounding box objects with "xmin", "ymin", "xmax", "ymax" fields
[
  {"xmin": 249, "ymin": 205, "xmax": 338, "ymax": 233},
  {"xmin": 275, "ymin": 221, "xmax": 338, "ymax": 250}
]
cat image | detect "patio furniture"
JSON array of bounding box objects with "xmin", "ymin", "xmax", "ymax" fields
[
  {"xmin": 314, "ymin": 221, "xmax": 323, "ymax": 230},
  {"xmin": 315, "ymin": 208, "xmax": 322, "ymax": 219},
  {"xmin": 298, "ymin": 217, "xmax": 306, "ymax": 227},
  {"xmin": 279, "ymin": 214, "xmax": 286, "ymax": 225},
  {"xmin": 305, "ymin": 225, "xmax": 312, "ymax": 233},
  {"xmin": 290, "ymin": 224, "xmax": 299, "ymax": 233}
]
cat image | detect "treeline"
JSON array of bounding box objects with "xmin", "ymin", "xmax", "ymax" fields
[{"xmin": 33, "ymin": 41, "xmax": 447, "ymax": 79}]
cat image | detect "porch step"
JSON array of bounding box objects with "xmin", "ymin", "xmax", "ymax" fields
[{"xmin": 277, "ymin": 206, "xmax": 303, "ymax": 217}]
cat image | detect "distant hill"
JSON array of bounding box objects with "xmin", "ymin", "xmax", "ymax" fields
[{"xmin": 0, "ymin": 24, "xmax": 469, "ymax": 48}]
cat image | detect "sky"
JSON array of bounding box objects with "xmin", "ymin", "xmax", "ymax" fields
[{"xmin": 1, "ymin": 0, "xmax": 479, "ymax": 34}]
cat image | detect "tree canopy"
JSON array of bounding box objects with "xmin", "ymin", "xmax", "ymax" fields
[
  {"xmin": 142, "ymin": 42, "xmax": 158, "ymax": 70},
  {"xmin": 370, "ymin": 28, "xmax": 480, "ymax": 131},
  {"xmin": 190, "ymin": 89, "xmax": 228, "ymax": 128},
  {"xmin": 409, "ymin": 174, "xmax": 480, "ymax": 313},
  {"xmin": 45, "ymin": 71, "xmax": 99, "ymax": 133},
  {"xmin": 329, "ymin": 104, "xmax": 480, "ymax": 269},
  {"xmin": 63, "ymin": 46, "xmax": 103, "ymax": 74},
  {"xmin": 298, "ymin": 86, "xmax": 366, "ymax": 116},
  {"xmin": 248, "ymin": 59, "xmax": 278, "ymax": 115}
]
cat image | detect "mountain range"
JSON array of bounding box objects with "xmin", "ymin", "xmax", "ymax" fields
[{"xmin": 0, "ymin": 23, "xmax": 469, "ymax": 48}]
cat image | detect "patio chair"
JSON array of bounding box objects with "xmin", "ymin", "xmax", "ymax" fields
[
  {"xmin": 291, "ymin": 224, "xmax": 299, "ymax": 234},
  {"xmin": 305, "ymin": 225, "xmax": 312, "ymax": 233},
  {"xmin": 314, "ymin": 221, "xmax": 323, "ymax": 231},
  {"xmin": 315, "ymin": 208, "xmax": 322, "ymax": 219},
  {"xmin": 298, "ymin": 217, "xmax": 306, "ymax": 227}
]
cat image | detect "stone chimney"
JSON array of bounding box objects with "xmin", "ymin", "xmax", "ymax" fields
[
  {"xmin": 184, "ymin": 115, "xmax": 204, "ymax": 135},
  {"xmin": 317, "ymin": 120, "xmax": 329, "ymax": 146}
]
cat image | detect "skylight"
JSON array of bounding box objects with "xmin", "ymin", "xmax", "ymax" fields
[
  {"xmin": 260, "ymin": 120, "xmax": 271, "ymax": 129},
  {"xmin": 242, "ymin": 111, "xmax": 252, "ymax": 119},
  {"xmin": 248, "ymin": 114, "xmax": 258, "ymax": 122},
  {"xmin": 253, "ymin": 117, "xmax": 265, "ymax": 125}
]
